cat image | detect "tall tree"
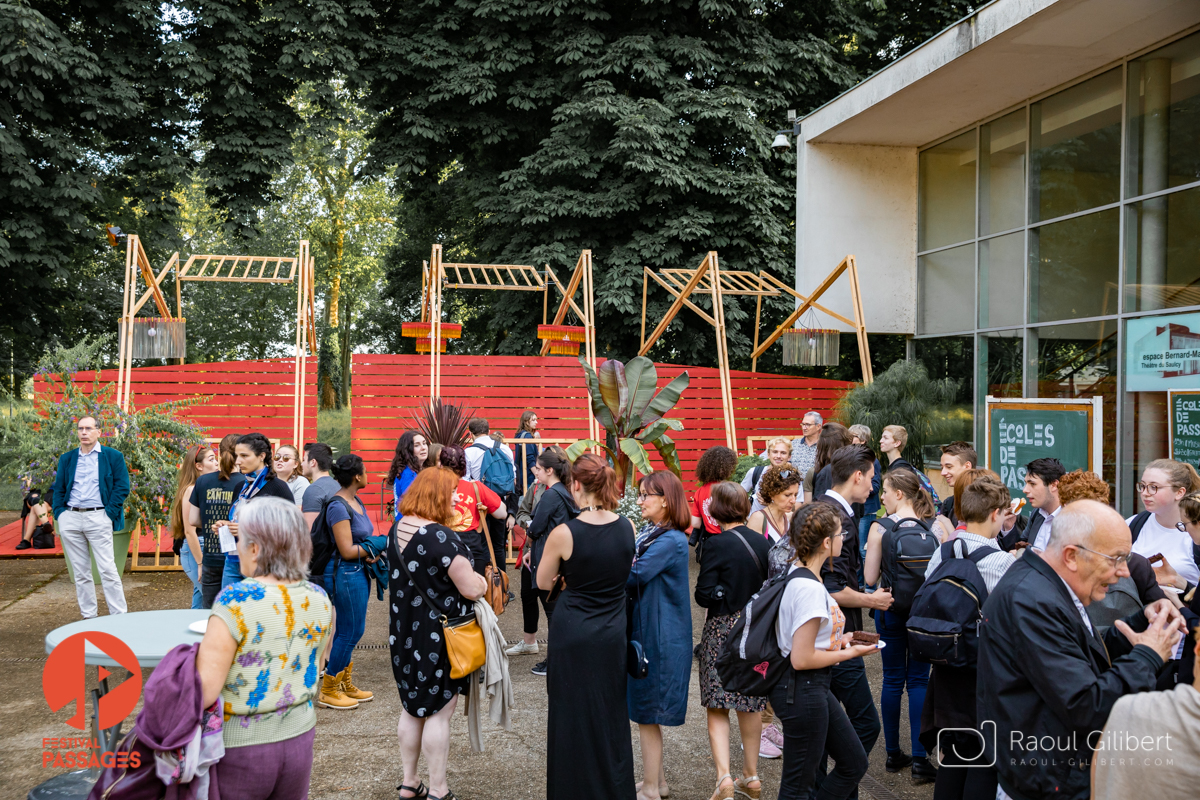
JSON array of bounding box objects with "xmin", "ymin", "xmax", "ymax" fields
[{"xmin": 357, "ymin": 0, "xmax": 873, "ymax": 367}]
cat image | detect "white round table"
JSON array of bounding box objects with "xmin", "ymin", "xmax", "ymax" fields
[{"xmin": 31, "ymin": 609, "xmax": 211, "ymax": 800}]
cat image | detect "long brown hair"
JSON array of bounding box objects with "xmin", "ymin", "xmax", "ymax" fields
[
  {"xmin": 517, "ymin": 409, "xmax": 538, "ymax": 434},
  {"xmin": 217, "ymin": 433, "xmax": 240, "ymax": 480},
  {"xmin": 170, "ymin": 445, "xmax": 210, "ymax": 540},
  {"xmin": 882, "ymin": 469, "xmax": 937, "ymax": 520},
  {"xmin": 638, "ymin": 471, "xmax": 691, "ymax": 531},
  {"xmin": 571, "ymin": 453, "xmax": 620, "ymax": 510}
]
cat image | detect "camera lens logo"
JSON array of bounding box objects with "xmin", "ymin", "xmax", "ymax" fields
[
  {"xmin": 42, "ymin": 632, "xmax": 142, "ymax": 730},
  {"xmin": 936, "ymin": 721, "xmax": 997, "ymax": 768}
]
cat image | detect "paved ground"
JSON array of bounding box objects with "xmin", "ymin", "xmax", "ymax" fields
[{"xmin": 0, "ymin": 556, "xmax": 936, "ymax": 800}]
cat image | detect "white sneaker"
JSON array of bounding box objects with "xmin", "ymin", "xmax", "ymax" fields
[{"xmin": 505, "ymin": 641, "xmax": 539, "ymax": 656}]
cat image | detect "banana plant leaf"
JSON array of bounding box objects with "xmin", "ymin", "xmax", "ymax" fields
[
  {"xmin": 640, "ymin": 371, "xmax": 690, "ymax": 430},
  {"xmin": 648, "ymin": 433, "xmax": 682, "ymax": 478},
  {"xmin": 597, "ymin": 359, "xmax": 628, "ymax": 423},
  {"xmin": 621, "ymin": 356, "xmax": 660, "ymax": 433},
  {"xmin": 619, "ymin": 437, "xmax": 654, "ymax": 477},
  {"xmin": 578, "ymin": 359, "xmax": 616, "ymax": 432},
  {"xmin": 637, "ymin": 417, "xmax": 684, "ymax": 445},
  {"xmin": 566, "ymin": 439, "xmax": 612, "ymax": 463}
]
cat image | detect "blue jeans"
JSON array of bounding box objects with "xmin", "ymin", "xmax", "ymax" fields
[
  {"xmin": 875, "ymin": 609, "xmax": 929, "ymax": 758},
  {"xmin": 323, "ymin": 556, "xmax": 369, "ymax": 676},
  {"xmin": 180, "ymin": 545, "xmax": 202, "ymax": 609},
  {"xmin": 221, "ymin": 556, "xmax": 244, "ymax": 592},
  {"xmin": 857, "ymin": 516, "xmax": 873, "ymax": 589}
]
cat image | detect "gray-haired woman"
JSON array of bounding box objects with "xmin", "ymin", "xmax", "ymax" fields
[{"xmin": 196, "ymin": 497, "xmax": 334, "ymax": 800}]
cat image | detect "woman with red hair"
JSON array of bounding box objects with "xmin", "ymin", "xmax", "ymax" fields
[{"xmin": 538, "ymin": 454, "xmax": 637, "ymax": 800}]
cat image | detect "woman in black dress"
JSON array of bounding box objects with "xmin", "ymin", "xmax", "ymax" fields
[
  {"xmin": 537, "ymin": 453, "xmax": 636, "ymax": 800},
  {"xmin": 390, "ymin": 467, "xmax": 487, "ymax": 800}
]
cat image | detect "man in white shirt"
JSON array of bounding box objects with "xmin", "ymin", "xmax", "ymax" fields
[
  {"xmin": 50, "ymin": 416, "xmax": 130, "ymax": 618},
  {"xmin": 465, "ymin": 418, "xmax": 514, "ymax": 482},
  {"xmin": 742, "ymin": 437, "xmax": 792, "ymax": 514},
  {"xmin": 999, "ymin": 457, "xmax": 1064, "ymax": 552}
]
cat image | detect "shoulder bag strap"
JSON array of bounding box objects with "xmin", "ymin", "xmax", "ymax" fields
[
  {"xmin": 728, "ymin": 529, "xmax": 763, "ymax": 574},
  {"xmin": 473, "ymin": 482, "xmax": 502, "ymax": 569}
]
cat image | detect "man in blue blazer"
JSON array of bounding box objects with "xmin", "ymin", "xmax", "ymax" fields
[{"xmin": 51, "ymin": 415, "xmax": 131, "ymax": 618}]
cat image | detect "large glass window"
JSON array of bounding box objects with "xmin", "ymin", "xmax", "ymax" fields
[
  {"xmin": 919, "ymin": 130, "xmax": 977, "ymax": 250},
  {"xmin": 979, "ymin": 108, "xmax": 1026, "ymax": 235},
  {"xmin": 979, "ymin": 232, "xmax": 1023, "ymax": 328},
  {"xmin": 976, "ymin": 330, "xmax": 1023, "ymax": 446},
  {"xmin": 1124, "ymin": 184, "xmax": 1200, "ymax": 312},
  {"xmin": 918, "ymin": 244, "xmax": 974, "ymax": 334},
  {"xmin": 1029, "ymin": 208, "xmax": 1119, "ymax": 323},
  {"xmin": 1029, "ymin": 69, "xmax": 1122, "ymax": 222},
  {"xmin": 1033, "ymin": 320, "xmax": 1118, "ymax": 493},
  {"xmin": 1125, "ymin": 31, "xmax": 1200, "ymax": 198},
  {"xmin": 914, "ymin": 336, "xmax": 975, "ymax": 446}
]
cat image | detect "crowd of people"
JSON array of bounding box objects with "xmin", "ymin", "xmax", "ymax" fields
[{"xmin": 36, "ymin": 409, "xmax": 1200, "ymax": 800}]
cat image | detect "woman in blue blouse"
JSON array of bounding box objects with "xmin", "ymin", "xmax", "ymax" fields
[
  {"xmin": 386, "ymin": 431, "xmax": 428, "ymax": 518},
  {"xmin": 514, "ymin": 409, "xmax": 542, "ymax": 495},
  {"xmin": 630, "ymin": 471, "xmax": 693, "ymax": 800}
]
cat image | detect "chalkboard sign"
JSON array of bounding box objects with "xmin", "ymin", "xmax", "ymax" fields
[
  {"xmin": 985, "ymin": 397, "xmax": 1102, "ymax": 492},
  {"xmin": 1168, "ymin": 390, "xmax": 1200, "ymax": 467}
]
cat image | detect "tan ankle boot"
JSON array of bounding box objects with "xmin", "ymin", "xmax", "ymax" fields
[
  {"xmin": 339, "ymin": 661, "xmax": 373, "ymax": 702},
  {"xmin": 318, "ymin": 670, "xmax": 359, "ymax": 709}
]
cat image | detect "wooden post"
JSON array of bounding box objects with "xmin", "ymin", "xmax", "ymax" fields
[
  {"xmin": 847, "ymin": 256, "xmax": 873, "ymax": 384},
  {"xmin": 583, "ymin": 250, "xmax": 599, "ymax": 442},
  {"xmin": 638, "ymin": 257, "xmax": 711, "ymax": 356},
  {"xmin": 751, "ymin": 293, "xmax": 763, "ymax": 373},
  {"xmin": 708, "ymin": 253, "xmax": 737, "ymax": 449},
  {"xmin": 117, "ymin": 237, "xmax": 133, "ymax": 411},
  {"xmin": 293, "ymin": 241, "xmax": 307, "ymax": 448},
  {"xmin": 640, "ymin": 267, "xmax": 649, "ymax": 351},
  {"xmin": 430, "ymin": 245, "xmax": 443, "ymax": 399}
]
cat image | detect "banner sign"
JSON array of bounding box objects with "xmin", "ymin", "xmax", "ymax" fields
[
  {"xmin": 1168, "ymin": 390, "xmax": 1200, "ymax": 466},
  {"xmin": 1126, "ymin": 312, "xmax": 1200, "ymax": 392},
  {"xmin": 985, "ymin": 396, "xmax": 1102, "ymax": 491}
]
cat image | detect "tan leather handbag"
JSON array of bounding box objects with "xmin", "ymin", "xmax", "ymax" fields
[
  {"xmin": 441, "ymin": 613, "xmax": 487, "ymax": 679},
  {"xmin": 472, "ymin": 483, "xmax": 511, "ymax": 616}
]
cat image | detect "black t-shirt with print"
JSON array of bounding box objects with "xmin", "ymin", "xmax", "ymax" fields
[{"xmin": 195, "ymin": 472, "xmax": 246, "ymax": 555}]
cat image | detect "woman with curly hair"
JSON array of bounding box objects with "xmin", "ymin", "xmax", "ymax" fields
[
  {"xmin": 691, "ymin": 446, "xmax": 739, "ymax": 543},
  {"xmin": 386, "ymin": 431, "xmax": 429, "ymax": 517},
  {"xmin": 1055, "ymin": 469, "xmax": 1111, "ymax": 505},
  {"xmin": 747, "ymin": 465, "xmax": 801, "ymax": 545}
]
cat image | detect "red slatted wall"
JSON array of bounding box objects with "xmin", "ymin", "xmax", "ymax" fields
[
  {"xmin": 34, "ymin": 358, "xmax": 318, "ymax": 447},
  {"xmin": 351, "ymin": 354, "xmax": 850, "ymax": 504}
]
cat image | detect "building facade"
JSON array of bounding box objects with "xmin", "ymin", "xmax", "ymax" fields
[{"xmin": 794, "ymin": 0, "xmax": 1200, "ymax": 513}]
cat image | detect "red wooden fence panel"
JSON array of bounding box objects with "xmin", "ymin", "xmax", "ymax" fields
[
  {"xmin": 34, "ymin": 358, "xmax": 318, "ymax": 447},
  {"xmin": 351, "ymin": 354, "xmax": 851, "ymax": 504}
]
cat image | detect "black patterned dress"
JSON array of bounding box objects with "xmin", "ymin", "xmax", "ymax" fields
[{"xmin": 388, "ymin": 519, "xmax": 475, "ymax": 718}]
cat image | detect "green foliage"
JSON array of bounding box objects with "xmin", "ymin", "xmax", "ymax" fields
[
  {"xmin": 358, "ymin": 0, "xmax": 874, "ymax": 365},
  {"xmin": 732, "ymin": 454, "xmax": 769, "ymax": 484},
  {"xmin": 568, "ymin": 355, "xmax": 688, "ymax": 492},
  {"xmin": 0, "ymin": 337, "xmax": 206, "ymax": 530},
  {"xmin": 317, "ymin": 407, "xmax": 352, "ymax": 457},
  {"xmin": 837, "ymin": 360, "xmax": 960, "ymax": 470},
  {"xmin": 615, "ymin": 485, "xmax": 645, "ymax": 533}
]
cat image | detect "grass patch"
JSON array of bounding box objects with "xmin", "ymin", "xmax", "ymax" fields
[{"xmin": 318, "ymin": 407, "xmax": 352, "ymax": 456}]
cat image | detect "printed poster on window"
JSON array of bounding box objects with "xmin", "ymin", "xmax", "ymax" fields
[{"xmin": 1125, "ymin": 312, "xmax": 1200, "ymax": 392}]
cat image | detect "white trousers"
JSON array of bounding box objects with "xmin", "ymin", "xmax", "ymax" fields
[{"xmin": 58, "ymin": 510, "xmax": 127, "ymax": 618}]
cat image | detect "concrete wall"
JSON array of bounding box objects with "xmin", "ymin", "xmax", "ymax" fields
[{"xmin": 796, "ymin": 142, "xmax": 918, "ymax": 334}]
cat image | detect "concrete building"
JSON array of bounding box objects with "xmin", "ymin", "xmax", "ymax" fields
[{"xmin": 793, "ymin": 0, "xmax": 1200, "ymax": 512}]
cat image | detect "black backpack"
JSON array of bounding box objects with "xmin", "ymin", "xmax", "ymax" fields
[
  {"xmin": 308, "ymin": 496, "xmax": 350, "ymax": 584},
  {"xmin": 877, "ymin": 517, "xmax": 941, "ymax": 616},
  {"xmin": 906, "ymin": 540, "xmax": 993, "ymax": 667},
  {"xmin": 716, "ymin": 567, "xmax": 816, "ymax": 696}
]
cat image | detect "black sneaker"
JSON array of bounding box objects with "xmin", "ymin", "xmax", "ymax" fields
[
  {"xmin": 14, "ymin": 539, "xmax": 31, "ymax": 551},
  {"xmin": 911, "ymin": 756, "xmax": 937, "ymax": 784},
  {"xmin": 530, "ymin": 660, "xmax": 548, "ymax": 676},
  {"xmin": 885, "ymin": 752, "xmax": 913, "ymax": 773}
]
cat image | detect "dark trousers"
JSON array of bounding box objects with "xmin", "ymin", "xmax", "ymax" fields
[
  {"xmin": 486, "ymin": 515, "xmax": 507, "ymax": 567},
  {"xmin": 460, "ymin": 529, "xmax": 491, "ymax": 576},
  {"xmin": 200, "ymin": 552, "xmax": 226, "ymax": 608},
  {"xmin": 771, "ymin": 666, "xmax": 867, "ymax": 800},
  {"xmin": 520, "ymin": 564, "xmax": 556, "ymax": 635},
  {"xmin": 932, "ymin": 731, "xmax": 997, "ymax": 800},
  {"xmin": 814, "ymin": 656, "xmax": 881, "ymax": 800}
]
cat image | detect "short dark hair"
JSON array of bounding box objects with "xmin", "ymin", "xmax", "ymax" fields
[
  {"xmin": 830, "ymin": 444, "xmax": 876, "ymax": 485},
  {"xmin": 439, "ymin": 445, "xmax": 468, "ymax": 477},
  {"xmin": 537, "ymin": 447, "xmax": 571, "ymax": 485},
  {"xmin": 237, "ymin": 433, "xmax": 275, "ymax": 478},
  {"xmin": 330, "ymin": 454, "xmax": 365, "ymax": 488},
  {"xmin": 695, "ymin": 446, "xmax": 738, "ymax": 484},
  {"xmin": 708, "ymin": 481, "xmax": 750, "ymax": 524},
  {"xmin": 303, "ymin": 442, "xmax": 334, "ymax": 471},
  {"xmin": 467, "ymin": 418, "xmax": 490, "ymax": 436},
  {"xmin": 959, "ymin": 477, "xmax": 1011, "ymax": 524},
  {"xmin": 941, "ymin": 441, "xmax": 978, "ymax": 468},
  {"xmin": 638, "ymin": 471, "xmax": 692, "ymax": 531},
  {"xmin": 1025, "ymin": 457, "xmax": 1066, "ymax": 486}
]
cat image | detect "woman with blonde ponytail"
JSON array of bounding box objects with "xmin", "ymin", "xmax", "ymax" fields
[{"xmin": 1128, "ymin": 458, "xmax": 1200, "ymax": 587}]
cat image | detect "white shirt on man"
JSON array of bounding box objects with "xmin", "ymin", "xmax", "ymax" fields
[
  {"xmin": 68, "ymin": 443, "xmax": 103, "ymax": 509},
  {"xmin": 1030, "ymin": 505, "xmax": 1062, "ymax": 552},
  {"xmin": 465, "ymin": 434, "xmax": 514, "ymax": 482}
]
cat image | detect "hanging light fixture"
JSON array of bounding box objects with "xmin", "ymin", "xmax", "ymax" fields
[
  {"xmin": 780, "ymin": 310, "xmax": 839, "ymax": 367},
  {"xmin": 537, "ymin": 324, "xmax": 586, "ymax": 356},
  {"xmin": 414, "ymin": 337, "xmax": 448, "ymax": 354},
  {"xmin": 402, "ymin": 322, "xmax": 462, "ymax": 339},
  {"xmin": 130, "ymin": 317, "xmax": 186, "ymax": 359}
]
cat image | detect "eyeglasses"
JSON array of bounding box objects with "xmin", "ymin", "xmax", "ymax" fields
[
  {"xmin": 637, "ymin": 492, "xmax": 663, "ymax": 501},
  {"xmin": 801, "ymin": 422, "xmax": 817, "ymax": 428},
  {"xmin": 273, "ymin": 455, "xmax": 294, "ymax": 462},
  {"xmin": 1071, "ymin": 544, "xmax": 1130, "ymax": 568},
  {"xmin": 1136, "ymin": 482, "xmax": 1178, "ymax": 495}
]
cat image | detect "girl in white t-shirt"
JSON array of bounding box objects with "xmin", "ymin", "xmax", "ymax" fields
[
  {"xmin": 771, "ymin": 503, "xmax": 881, "ymax": 800},
  {"xmin": 1129, "ymin": 460, "xmax": 1200, "ymax": 587}
]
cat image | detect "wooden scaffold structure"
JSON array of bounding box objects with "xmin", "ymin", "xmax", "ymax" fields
[{"xmin": 638, "ymin": 253, "xmax": 873, "ymax": 452}]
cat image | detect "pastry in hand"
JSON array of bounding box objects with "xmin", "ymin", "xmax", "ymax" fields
[{"xmin": 850, "ymin": 631, "xmax": 880, "ymax": 647}]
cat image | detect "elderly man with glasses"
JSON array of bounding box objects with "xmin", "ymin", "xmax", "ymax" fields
[
  {"xmin": 51, "ymin": 415, "xmax": 131, "ymax": 618},
  {"xmin": 790, "ymin": 412, "xmax": 823, "ymax": 475},
  {"xmin": 978, "ymin": 500, "xmax": 1186, "ymax": 800}
]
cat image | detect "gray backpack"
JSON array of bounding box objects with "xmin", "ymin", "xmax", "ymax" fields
[{"xmin": 1085, "ymin": 576, "xmax": 1143, "ymax": 634}]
